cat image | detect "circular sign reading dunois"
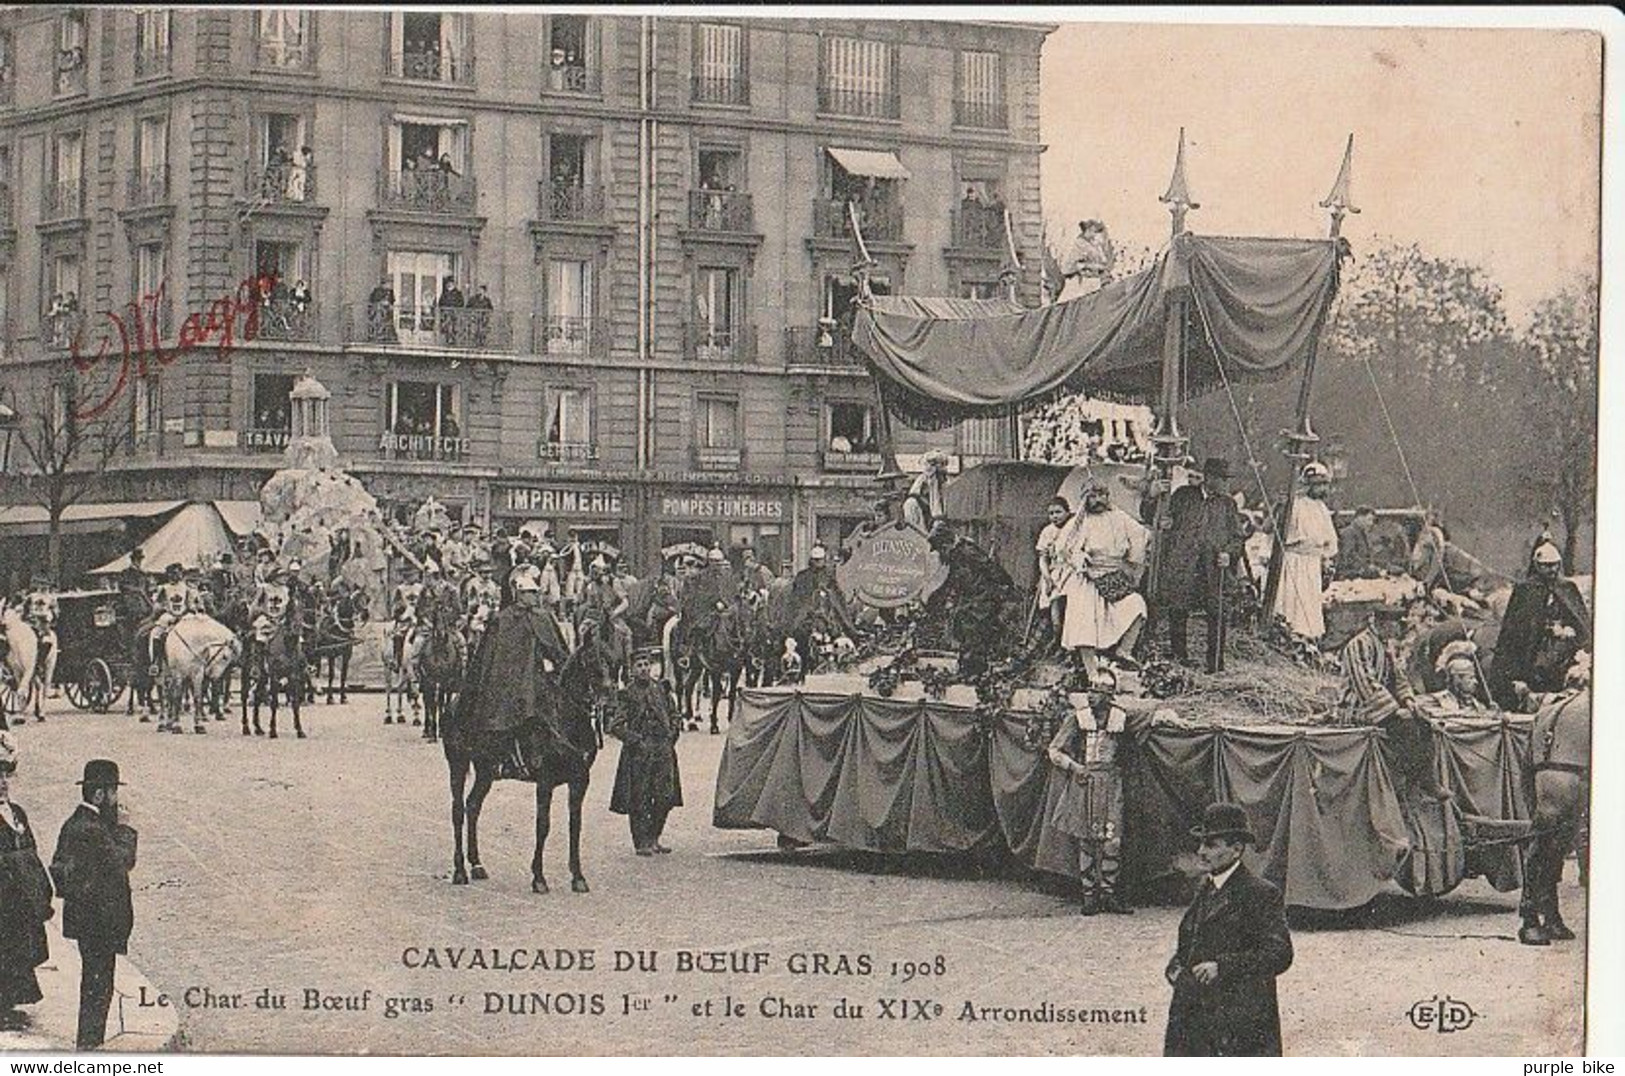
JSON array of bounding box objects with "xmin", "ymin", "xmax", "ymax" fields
[{"xmin": 837, "ymin": 522, "xmax": 948, "ymax": 609}]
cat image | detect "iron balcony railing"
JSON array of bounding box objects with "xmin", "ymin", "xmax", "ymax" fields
[
  {"xmin": 684, "ymin": 322, "xmax": 756, "ymax": 364},
  {"xmin": 813, "ymin": 197, "xmax": 903, "ymax": 242},
  {"xmin": 378, "ymin": 168, "xmax": 477, "ymax": 214},
  {"xmin": 545, "ymin": 64, "xmax": 600, "ymax": 94},
  {"xmin": 42, "ymin": 180, "xmax": 84, "ymax": 221},
  {"xmin": 254, "ymin": 298, "xmax": 317, "ymax": 342},
  {"xmin": 537, "ymin": 180, "xmax": 606, "ymax": 223},
  {"xmin": 785, "ymin": 325, "xmax": 866, "ymax": 369},
  {"xmin": 952, "ymin": 203, "xmax": 1008, "ymax": 250},
  {"xmin": 687, "ymin": 189, "xmax": 754, "ymax": 232},
  {"xmin": 691, "ymin": 73, "xmax": 748, "ymax": 106},
  {"xmin": 389, "ymin": 48, "xmax": 475, "ymax": 86},
  {"xmin": 531, "ymin": 314, "xmax": 609, "ymax": 358},
  {"xmin": 345, "ymin": 303, "xmax": 513, "ymax": 352},
  {"xmin": 246, "ymin": 159, "xmax": 319, "ymax": 205},
  {"xmin": 953, "ymin": 98, "xmax": 1008, "ymax": 130},
  {"xmin": 42, "ymin": 309, "xmax": 85, "ymax": 351},
  {"xmin": 127, "ymin": 165, "xmax": 171, "ymax": 208},
  {"xmin": 817, "ymin": 85, "xmax": 900, "ymax": 120}
]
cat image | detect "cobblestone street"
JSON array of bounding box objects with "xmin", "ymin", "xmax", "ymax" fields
[{"xmin": 0, "ymin": 695, "xmax": 1586, "ymax": 1056}]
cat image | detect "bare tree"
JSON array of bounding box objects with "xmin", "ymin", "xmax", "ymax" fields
[
  {"xmin": 10, "ymin": 370, "xmax": 133, "ymax": 583},
  {"xmin": 1514, "ymin": 283, "xmax": 1598, "ymax": 568}
]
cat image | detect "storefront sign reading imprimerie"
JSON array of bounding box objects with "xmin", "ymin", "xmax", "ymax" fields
[
  {"xmin": 503, "ymin": 486, "xmax": 624, "ymax": 516},
  {"xmin": 659, "ymin": 494, "xmax": 785, "ymax": 520}
]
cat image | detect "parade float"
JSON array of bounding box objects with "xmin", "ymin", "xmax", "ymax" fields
[{"xmin": 714, "ymin": 135, "xmax": 1544, "ymax": 911}]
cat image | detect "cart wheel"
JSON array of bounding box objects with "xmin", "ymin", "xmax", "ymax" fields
[
  {"xmin": 64, "ymin": 677, "xmax": 90, "ymax": 711},
  {"xmin": 83, "ymin": 660, "xmax": 117, "ymax": 713}
]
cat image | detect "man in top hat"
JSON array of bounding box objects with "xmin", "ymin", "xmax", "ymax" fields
[
  {"xmin": 1488, "ymin": 540, "xmax": 1590, "ymax": 709},
  {"xmin": 1147, "ymin": 456, "xmax": 1245, "ymax": 672},
  {"xmin": 1272, "ymin": 462, "xmax": 1339, "ymax": 642},
  {"xmin": 607, "ymin": 647, "xmax": 683, "ymax": 856},
  {"xmin": 50, "ymin": 760, "xmax": 138, "ymax": 1050},
  {"xmin": 1164, "ymin": 802, "xmax": 1293, "ymax": 1057}
]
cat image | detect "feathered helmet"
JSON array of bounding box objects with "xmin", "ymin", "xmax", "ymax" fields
[{"xmin": 1435, "ymin": 639, "xmax": 1480, "ymax": 675}]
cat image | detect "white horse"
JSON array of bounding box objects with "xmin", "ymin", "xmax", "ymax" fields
[
  {"xmin": 384, "ymin": 614, "xmax": 422, "ymax": 726},
  {"xmin": 0, "ymin": 601, "xmax": 40, "ymax": 725},
  {"xmin": 160, "ymin": 615, "xmax": 242, "ymax": 734}
]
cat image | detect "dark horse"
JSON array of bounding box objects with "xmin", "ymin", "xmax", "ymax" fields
[
  {"xmin": 1518, "ymin": 689, "xmax": 1590, "ymax": 946},
  {"xmin": 415, "ymin": 605, "xmax": 464, "ymax": 743},
  {"xmin": 443, "ymin": 633, "xmax": 614, "ymax": 893},
  {"xmin": 673, "ymin": 597, "xmax": 750, "ymax": 734},
  {"xmin": 243, "ymin": 609, "xmax": 308, "ymax": 739},
  {"xmin": 314, "ymin": 586, "xmax": 368, "ymax": 705}
]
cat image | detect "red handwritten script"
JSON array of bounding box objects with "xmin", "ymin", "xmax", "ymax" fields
[{"xmin": 70, "ymin": 275, "xmax": 269, "ymax": 420}]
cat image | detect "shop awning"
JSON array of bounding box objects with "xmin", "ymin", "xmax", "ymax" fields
[
  {"xmin": 90, "ymin": 503, "xmax": 234, "ymax": 574},
  {"xmin": 827, "ymin": 147, "xmax": 912, "ymax": 181},
  {"xmin": 0, "ymin": 500, "xmax": 186, "ymax": 539},
  {"xmin": 214, "ymin": 500, "xmax": 263, "ymax": 537}
]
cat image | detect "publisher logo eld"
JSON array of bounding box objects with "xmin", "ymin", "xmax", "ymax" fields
[{"xmin": 1407, "ymin": 995, "xmax": 1478, "ymax": 1033}]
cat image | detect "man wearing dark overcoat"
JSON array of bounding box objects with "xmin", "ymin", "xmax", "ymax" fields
[
  {"xmin": 1164, "ymin": 802, "xmax": 1293, "ymax": 1057},
  {"xmin": 50, "ymin": 760, "xmax": 137, "ymax": 1050},
  {"xmin": 1146, "ymin": 457, "xmax": 1244, "ymax": 672},
  {"xmin": 457, "ymin": 565, "xmax": 570, "ymax": 743},
  {"xmin": 608, "ymin": 648, "xmax": 683, "ymax": 856}
]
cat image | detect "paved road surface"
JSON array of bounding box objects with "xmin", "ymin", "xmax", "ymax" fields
[{"xmin": 0, "ymin": 695, "xmax": 1586, "ymax": 1056}]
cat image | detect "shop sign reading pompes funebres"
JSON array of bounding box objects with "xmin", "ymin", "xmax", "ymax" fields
[
  {"xmin": 502, "ymin": 486, "xmax": 626, "ymax": 517},
  {"xmin": 658, "ymin": 493, "xmax": 786, "ymax": 521}
]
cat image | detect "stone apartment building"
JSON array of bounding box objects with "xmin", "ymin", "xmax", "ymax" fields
[{"xmin": 0, "ymin": 8, "xmax": 1052, "ymax": 572}]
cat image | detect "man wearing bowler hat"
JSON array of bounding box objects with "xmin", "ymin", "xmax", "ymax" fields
[
  {"xmin": 1146, "ymin": 456, "xmax": 1244, "ymax": 673},
  {"xmin": 49, "ymin": 760, "xmax": 138, "ymax": 1050},
  {"xmin": 1164, "ymin": 802, "xmax": 1293, "ymax": 1057}
]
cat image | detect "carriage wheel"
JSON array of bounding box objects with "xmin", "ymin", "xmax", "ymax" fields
[
  {"xmin": 63, "ymin": 675, "xmax": 90, "ymax": 711},
  {"xmin": 81, "ymin": 659, "xmax": 117, "ymax": 713}
]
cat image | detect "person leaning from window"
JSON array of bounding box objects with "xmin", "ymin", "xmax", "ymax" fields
[{"xmin": 367, "ymin": 276, "xmax": 397, "ymax": 343}]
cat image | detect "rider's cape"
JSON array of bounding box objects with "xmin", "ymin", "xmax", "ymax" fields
[{"xmin": 455, "ymin": 604, "xmax": 569, "ymax": 737}]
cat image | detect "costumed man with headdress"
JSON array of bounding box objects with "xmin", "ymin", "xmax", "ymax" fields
[
  {"xmin": 578, "ymin": 553, "xmax": 633, "ymax": 659},
  {"xmin": 901, "ymin": 450, "xmax": 951, "ymax": 533},
  {"xmin": 1148, "ymin": 457, "xmax": 1244, "ymax": 672},
  {"xmin": 147, "ymin": 563, "xmax": 197, "ymax": 678},
  {"xmin": 457, "ymin": 563, "xmax": 573, "ymax": 774},
  {"xmin": 1488, "ymin": 540, "xmax": 1590, "ymax": 710},
  {"xmin": 1046, "ymin": 668, "xmax": 1134, "ymax": 916},
  {"xmin": 1059, "ymin": 219, "xmax": 1116, "ymax": 302},
  {"xmin": 607, "ymin": 647, "xmax": 683, "ymax": 856},
  {"xmin": 1057, "ymin": 477, "xmax": 1148, "ymax": 679},
  {"xmin": 924, "ymin": 523, "xmax": 1020, "ymax": 678},
  {"xmin": 1273, "ymin": 462, "xmax": 1338, "ymax": 642},
  {"xmin": 1416, "ymin": 641, "xmax": 1495, "ymax": 717}
]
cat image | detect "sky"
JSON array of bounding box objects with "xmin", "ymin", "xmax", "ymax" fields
[{"xmin": 1039, "ymin": 22, "xmax": 1602, "ymax": 319}]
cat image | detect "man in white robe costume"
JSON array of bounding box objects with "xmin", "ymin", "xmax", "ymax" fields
[
  {"xmin": 1059, "ymin": 479, "xmax": 1148, "ymax": 676},
  {"xmin": 1273, "ymin": 462, "xmax": 1339, "ymax": 641}
]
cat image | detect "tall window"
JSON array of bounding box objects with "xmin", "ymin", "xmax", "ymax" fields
[
  {"xmin": 45, "ymin": 253, "xmax": 83, "ymax": 348},
  {"xmin": 134, "ymin": 9, "xmax": 172, "ymax": 77},
  {"xmin": 56, "ymin": 12, "xmax": 87, "ymax": 95},
  {"xmin": 250, "ymin": 373, "xmax": 296, "ymax": 449},
  {"xmin": 384, "ymin": 381, "xmax": 464, "ymax": 460},
  {"xmin": 252, "ymin": 112, "xmax": 313, "ymax": 204},
  {"xmin": 543, "ymin": 386, "xmax": 594, "ymax": 461},
  {"xmin": 543, "ymin": 259, "xmax": 592, "ymax": 355},
  {"xmin": 385, "ymin": 250, "xmax": 456, "ymax": 344},
  {"xmin": 135, "ymin": 241, "xmax": 166, "ymax": 305},
  {"xmin": 0, "ymin": 30, "xmax": 16, "ymax": 105},
  {"xmin": 132, "ymin": 116, "xmax": 169, "ymax": 205},
  {"xmin": 693, "ymin": 23, "xmax": 746, "ymax": 104},
  {"xmin": 819, "ymin": 36, "xmax": 897, "ymax": 118},
  {"xmin": 392, "ymin": 12, "xmax": 469, "ymax": 84},
  {"xmin": 827, "ymin": 401, "xmax": 878, "ymax": 454},
  {"xmin": 257, "ymin": 10, "xmax": 311, "ymax": 68},
  {"xmin": 387, "ymin": 118, "xmax": 470, "ymax": 211},
  {"xmin": 698, "ymin": 394, "xmax": 738, "ymax": 449},
  {"xmin": 254, "ymin": 239, "xmax": 308, "ymax": 290},
  {"xmin": 956, "ymin": 50, "xmax": 1006, "ymax": 128},
  {"xmin": 49, "ymin": 132, "xmax": 83, "ymax": 219},
  {"xmin": 47, "ymin": 253, "xmax": 82, "ymax": 309},
  {"xmin": 546, "ymin": 16, "xmax": 592, "ymax": 92},
  {"xmin": 693, "ymin": 266, "xmax": 738, "ymax": 359},
  {"xmin": 132, "ymin": 376, "xmax": 159, "ymax": 439},
  {"xmin": 544, "ymin": 133, "xmax": 596, "ymax": 219}
]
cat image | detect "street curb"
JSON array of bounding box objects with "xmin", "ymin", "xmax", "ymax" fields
[{"xmin": 0, "ymin": 920, "xmax": 178, "ymax": 1054}]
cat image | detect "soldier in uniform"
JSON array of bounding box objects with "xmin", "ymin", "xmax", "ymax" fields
[
  {"xmin": 148, "ymin": 565, "xmax": 195, "ymax": 677},
  {"xmin": 461, "ymin": 557, "xmax": 501, "ymax": 655},
  {"xmin": 419, "ymin": 559, "xmax": 468, "ymax": 665},
  {"xmin": 739, "ymin": 546, "xmax": 774, "ymax": 598},
  {"xmin": 1046, "ymin": 668, "xmax": 1133, "ymax": 915},
  {"xmin": 607, "ymin": 647, "xmax": 683, "ymax": 856},
  {"xmin": 579, "ymin": 555, "xmax": 632, "ymax": 657}
]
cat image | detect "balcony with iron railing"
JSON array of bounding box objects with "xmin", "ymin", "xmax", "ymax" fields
[
  {"xmin": 814, "ymin": 197, "xmax": 903, "ymax": 242},
  {"xmin": 953, "ymin": 98, "xmax": 1008, "ymax": 130},
  {"xmin": 545, "ymin": 63, "xmax": 600, "ymax": 94},
  {"xmin": 691, "ymin": 73, "xmax": 748, "ymax": 106},
  {"xmin": 530, "ymin": 314, "xmax": 609, "ymax": 358},
  {"xmin": 785, "ymin": 324, "xmax": 867, "ymax": 370},
  {"xmin": 245, "ymin": 160, "xmax": 319, "ymax": 206},
  {"xmin": 537, "ymin": 439, "xmax": 600, "ymax": 465},
  {"xmin": 345, "ymin": 303, "xmax": 513, "ymax": 352},
  {"xmin": 126, "ymin": 166, "xmax": 171, "ymax": 208},
  {"xmin": 685, "ymin": 323, "xmax": 756, "ymax": 364},
  {"xmin": 42, "ymin": 181, "xmax": 84, "ymax": 222},
  {"xmin": 377, "ymin": 168, "xmax": 476, "ymax": 214},
  {"xmin": 134, "ymin": 43, "xmax": 171, "ymax": 79},
  {"xmin": 42, "ymin": 308, "xmax": 85, "ymax": 351},
  {"xmin": 817, "ymin": 85, "xmax": 900, "ymax": 120},
  {"xmin": 952, "ymin": 202, "xmax": 1009, "ymax": 251},
  {"xmin": 388, "ymin": 48, "xmax": 475, "ymax": 86},
  {"xmin": 687, "ymin": 189, "xmax": 754, "ymax": 233},
  {"xmin": 537, "ymin": 180, "xmax": 606, "ymax": 223},
  {"xmin": 253, "ymin": 298, "xmax": 317, "ymax": 343}
]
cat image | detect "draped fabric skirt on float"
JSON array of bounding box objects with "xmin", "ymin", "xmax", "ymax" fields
[{"xmin": 1061, "ymin": 577, "xmax": 1145, "ymax": 650}]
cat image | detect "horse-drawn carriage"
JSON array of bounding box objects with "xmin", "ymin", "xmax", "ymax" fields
[{"xmin": 54, "ymin": 587, "xmax": 137, "ymax": 712}]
